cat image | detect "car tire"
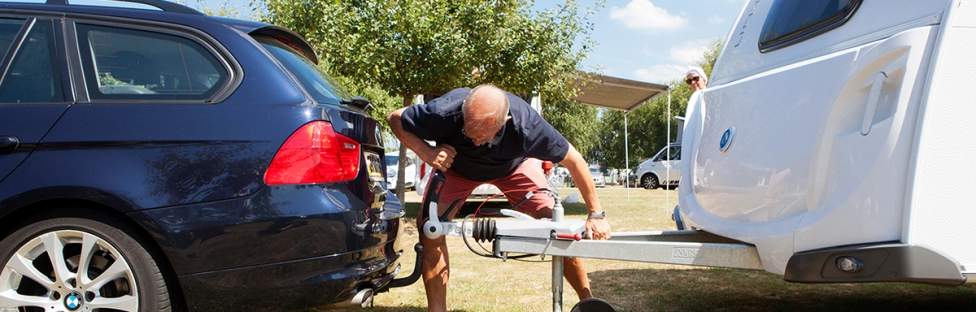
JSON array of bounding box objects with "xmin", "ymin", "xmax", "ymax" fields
[
  {"xmin": 641, "ymin": 174, "xmax": 659, "ymax": 189},
  {"xmin": 0, "ymin": 209, "xmax": 171, "ymax": 312}
]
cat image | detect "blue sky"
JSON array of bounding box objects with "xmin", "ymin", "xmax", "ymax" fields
[{"xmin": 206, "ymin": 0, "xmax": 745, "ymax": 84}]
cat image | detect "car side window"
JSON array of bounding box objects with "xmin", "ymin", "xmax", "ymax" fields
[
  {"xmin": 77, "ymin": 23, "xmax": 227, "ymax": 101},
  {"xmin": 669, "ymin": 146, "xmax": 681, "ymax": 161},
  {"xmin": 758, "ymin": 0, "xmax": 862, "ymax": 52},
  {"xmin": 0, "ymin": 18, "xmax": 26, "ymax": 58},
  {"xmin": 0, "ymin": 19, "xmax": 63, "ymax": 103}
]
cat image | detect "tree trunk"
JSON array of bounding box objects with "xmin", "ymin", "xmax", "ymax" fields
[{"xmin": 395, "ymin": 94, "xmax": 416, "ymax": 204}]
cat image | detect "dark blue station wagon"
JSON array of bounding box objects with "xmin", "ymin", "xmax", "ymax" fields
[{"xmin": 0, "ymin": 0, "xmax": 406, "ymax": 311}]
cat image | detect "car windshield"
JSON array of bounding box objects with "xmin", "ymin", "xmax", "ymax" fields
[
  {"xmin": 385, "ymin": 155, "xmax": 398, "ymax": 167},
  {"xmin": 589, "ymin": 168, "xmax": 599, "ymax": 174},
  {"xmin": 254, "ymin": 36, "xmax": 352, "ymax": 104}
]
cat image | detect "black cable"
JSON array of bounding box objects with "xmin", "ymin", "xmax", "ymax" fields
[{"xmin": 460, "ymin": 187, "xmax": 563, "ymax": 261}]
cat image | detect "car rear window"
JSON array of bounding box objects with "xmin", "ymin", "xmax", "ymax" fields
[
  {"xmin": 759, "ymin": 0, "xmax": 862, "ymax": 52},
  {"xmin": 254, "ymin": 36, "xmax": 351, "ymax": 104},
  {"xmin": 77, "ymin": 23, "xmax": 228, "ymax": 101}
]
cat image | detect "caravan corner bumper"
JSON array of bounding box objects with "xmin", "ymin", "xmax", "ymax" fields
[{"xmin": 784, "ymin": 244, "xmax": 965, "ymax": 287}]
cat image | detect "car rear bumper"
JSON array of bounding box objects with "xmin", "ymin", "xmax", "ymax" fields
[
  {"xmin": 177, "ymin": 239, "xmax": 402, "ymax": 311},
  {"xmin": 130, "ymin": 182, "xmax": 405, "ymax": 310}
]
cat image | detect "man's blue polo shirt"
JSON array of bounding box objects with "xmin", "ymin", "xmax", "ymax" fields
[{"xmin": 400, "ymin": 88, "xmax": 570, "ymax": 182}]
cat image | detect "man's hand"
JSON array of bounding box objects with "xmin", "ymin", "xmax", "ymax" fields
[
  {"xmin": 422, "ymin": 144, "xmax": 457, "ymax": 172},
  {"xmin": 585, "ymin": 217, "xmax": 611, "ymax": 240}
]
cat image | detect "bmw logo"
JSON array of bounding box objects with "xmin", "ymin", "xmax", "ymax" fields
[
  {"xmin": 64, "ymin": 292, "xmax": 82, "ymax": 311},
  {"xmin": 719, "ymin": 126, "xmax": 736, "ymax": 153}
]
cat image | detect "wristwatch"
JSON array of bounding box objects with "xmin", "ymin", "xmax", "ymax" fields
[{"xmin": 588, "ymin": 211, "xmax": 605, "ymax": 219}]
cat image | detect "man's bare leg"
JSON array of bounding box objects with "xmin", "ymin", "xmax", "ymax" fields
[
  {"xmin": 563, "ymin": 257, "xmax": 593, "ymax": 300},
  {"xmin": 420, "ymin": 234, "xmax": 450, "ymax": 312}
]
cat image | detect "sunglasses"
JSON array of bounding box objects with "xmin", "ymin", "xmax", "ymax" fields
[{"xmin": 685, "ymin": 76, "xmax": 701, "ymax": 85}]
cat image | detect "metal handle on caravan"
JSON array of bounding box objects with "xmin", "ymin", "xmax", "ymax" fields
[{"xmin": 860, "ymin": 72, "xmax": 888, "ymax": 135}]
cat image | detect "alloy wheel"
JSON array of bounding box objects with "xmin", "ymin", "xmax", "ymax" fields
[{"xmin": 0, "ymin": 230, "xmax": 138, "ymax": 312}]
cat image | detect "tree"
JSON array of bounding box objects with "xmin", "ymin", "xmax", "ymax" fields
[
  {"xmin": 543, "ymin": 98, "xmax": 599, "ymax": 157},
  {"xmin": 260, "ymin": 0, "xmax": 600, "ymax": 201},
  {"xmin": 595, "ymin": 38, "xmax": 722, "ymax": 169},
  {"xmin": 191, "ymin": 0, "xmax": 256, "ymax": 20}
]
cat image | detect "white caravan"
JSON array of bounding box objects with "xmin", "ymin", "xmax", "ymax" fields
[{"xmin": 678, "ymin": 0, "xmax": 976, "ymax": 285}]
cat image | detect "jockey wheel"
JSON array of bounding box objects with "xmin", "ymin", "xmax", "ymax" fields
[{"xmin": 571, "ymin": 298, "xmax": 616, "ymax": 312}]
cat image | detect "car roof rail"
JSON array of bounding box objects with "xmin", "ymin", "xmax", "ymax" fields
[{"xmin": 44, "ymin": 0, "xmax": 205, "ymax": 15}]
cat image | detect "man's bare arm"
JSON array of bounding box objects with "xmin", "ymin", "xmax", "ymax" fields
[
  {"xmin": 559, "ymin": 143, "xmax": 611, "ymax": 240},
  {"xmin": 388, "ymin": 108, "xmax": 456, "ymax": 171}
]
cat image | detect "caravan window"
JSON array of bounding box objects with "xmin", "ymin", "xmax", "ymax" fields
[{"xmin": 759, "ymin": 0, "xmax": 862, "ymax": 52}]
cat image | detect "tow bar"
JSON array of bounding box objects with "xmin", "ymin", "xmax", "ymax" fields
[{"xmin": 387, "ymin": 169, "xmax": 763, "ymax": 312}]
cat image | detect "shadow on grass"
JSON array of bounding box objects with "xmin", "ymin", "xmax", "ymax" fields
[
  {"xmin": 402, "ymin": 200, "xmax": 590, "ymax": 220},
  {"xmin": 588, "ymin": 268, "xmax": 976, "ymax": 312}
]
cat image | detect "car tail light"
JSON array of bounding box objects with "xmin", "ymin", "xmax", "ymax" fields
[
  {"xmin": 419, "ymin": 162, "xmax": 427, "ymax": 180},
  {"xmin": 265, "ymin": 121, "xmax": 360, "ymax": 185}
]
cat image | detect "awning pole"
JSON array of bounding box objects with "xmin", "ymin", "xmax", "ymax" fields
[
  {"xmin": 625, "ymin": 112, "xmax": 629, "ymax": 202},
  {"xmin": 666, "ymin": 86, "xmax": 672, "ymax": 214}
]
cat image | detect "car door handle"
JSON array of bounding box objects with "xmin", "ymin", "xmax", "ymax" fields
[
  {"xmin": 861, "ymin": 72, "xmax": 888, "ymax": 135},
  {"xmin": 0, "ymin": 136, "xmax": 18, "ymax": 151}
]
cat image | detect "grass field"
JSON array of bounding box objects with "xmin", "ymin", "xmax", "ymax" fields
[{"xmin": 323, "ymin": 187, "xmax": 975, "ymax": 312}]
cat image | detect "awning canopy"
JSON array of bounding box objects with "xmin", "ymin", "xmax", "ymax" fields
[{"xmin": 572, "ymin": 71, "xmax": 670, "ymax": 112}]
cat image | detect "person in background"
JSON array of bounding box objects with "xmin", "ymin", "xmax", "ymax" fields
[{"xmin": 686, "ymin": 66, "xmax": 707, "ymax": 92}]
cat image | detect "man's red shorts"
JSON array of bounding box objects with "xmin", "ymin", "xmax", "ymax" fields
[{"xmin": 422, "ymin": 158, "xmax": 555, "ymax": 220}]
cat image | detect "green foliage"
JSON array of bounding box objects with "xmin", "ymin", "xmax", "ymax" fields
[
  {"xmin": 259, "ymin": 0, "xmax": 600, "ymax": 105},
  {"xmin": 543, "ymin": 98, "xmax": 599, "ymax": 157},
  {"xmin": 330, "ymin": 73, "xmax": 403, "ymax": 132},
  {"xmin": 193, "ymin": 0, "xmax": 259, "ymax": 20},
  {"xmin": 594, "ymin": 38, "xmax": 722, "ymax": 169},
  {"xmin": 99, "ymin": 72, "xmax": 131, "ymax": 86}
]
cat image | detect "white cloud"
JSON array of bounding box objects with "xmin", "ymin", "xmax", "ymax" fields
[
  {"xmin": 609, "ymin": 0, "xmax": 688, "ymax": 31},
  {"xmin": 633, "ymin": 64, "xmax": 689, "ymax": 84},
  {"xmin": 708, "ymin": 15, "xmax": 724, "ymax": 24},
  {"xmin": 670, "ymin": 39, "xmax": 711, "ymax": 65}
]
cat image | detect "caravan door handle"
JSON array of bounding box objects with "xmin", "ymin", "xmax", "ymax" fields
[
  {"xmin": 861, "ymin": 72, "xmax": 888, "ymax": 135},
  {"xmin": 0, "ymin": 136, "xmax": 18, "ymax": 151}
]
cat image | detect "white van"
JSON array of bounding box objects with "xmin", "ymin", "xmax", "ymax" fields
[
  {"xmin": 633, "ymin": 142, "xmax": 680, "ymax": 189},
  {"xmin": 679, "ymin": 0, "xmax": 975, "ymax": 285}
]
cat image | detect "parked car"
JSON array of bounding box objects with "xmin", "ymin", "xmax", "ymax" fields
[
  {"xmin": 0, "ymin": 1, "xmax": 405, "ymax": 311},
  {"xmin": 633, "ymin": 142, "xmax": 680, "ymax": 189},
  {"xmin": 589, "ymin": 167, "xmax": 606, "ymax": 188},
  {"xmin": 386, "ymin": 151, "xmax": 417, "ymax": 190},
  {"xmin": 679, "ymin": 0, "xmax": 975, "ymax": 286}
]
